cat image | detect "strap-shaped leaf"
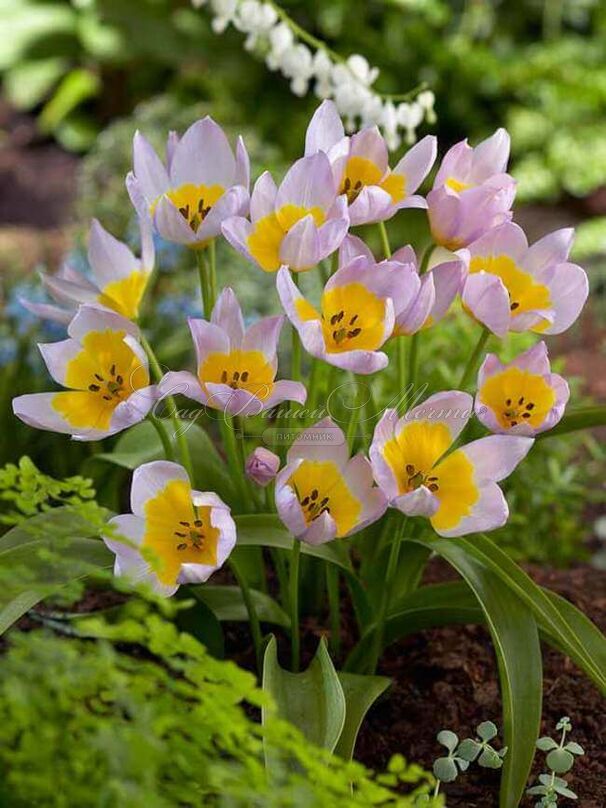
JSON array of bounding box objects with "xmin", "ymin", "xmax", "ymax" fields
[
  {"xmin": 192, "ymin": 585, "xmax": 290, "ymax": 627},
  {"xmin": 335, "ymin": 672, "xmax": 390, "ymax": 760},
  {"xmin": 235, "ymin": 514, "xmax": 353, "ymax": 571},
  {"xmin": 411, "ymin": 537, "xmax": 542, "ymax": 808},
  {"xmin": 262, "ymin": 635, "xmax": 346, "ymax": 759}
]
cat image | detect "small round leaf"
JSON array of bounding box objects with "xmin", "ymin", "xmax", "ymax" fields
[
  {"xmin": 476, "ymin": 720, "xmax": 498, "ymax": 741},
  {"xmin": 546, "ymin": 747, "xmax": 574, "ymax": 774},
  {"xmin": 536, "ymin": 736, "xmax": 558, "ymax": 752},
  {"xmin": 433, "ymin": 756, "xmax": 458, "ymax": 783},
  {"xmin": 456, "ymin": 738, "xmax": 481, "ymax": 762},
  {"xmin": 436, "ymin": 729, "xmax": 458, "ymax": 752},
  {"xmin": 478, "ymin": 747, "xmax": 503, "ymax": 769},
  {"xmin": 564, "ymin": 741, "xmax": 585, "ymax": 756}
]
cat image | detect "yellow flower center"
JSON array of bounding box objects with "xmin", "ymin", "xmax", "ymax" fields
[
  {"xmin": 338, "ymin": 156, "xmax": 405, "ymax": 205},
  {"xmin": 288, "ymin": 460, "xmax": 361, "ymax": 537},
  {"xmin": 381, "ymin": 420, "xmax": 479, "ymax": 532},
  {"xmin": 142, "ymin": 479, "xmax": 219, "ymax": 586},
  {"xmin": 97, "ymin": 271, "xmax": 148, "ymax": 320},
  {"xmin": 52, "ymin": 330, "xmax": 149, "ymax": 430},
  {"xmin": 247, "ymin": 204, "xmax": 326, "ymax": 272},
  {"xmin": 445, "ymin": 177, "xmax": 473, "ymax": 193},
  {"xmin": 294, "ymin": 282, "xmax": 388, "ymax": 353},
  {"xmin": 158, "ymin": 183, "xmax": 225, "ymax": 233},
  {"xmin": 478, "ymin": 366, "xmax": 556, "ymax": 430},
  {"xmin": 469, "ymin": 254, "xmax": 551, "ymax": 327},
  {"xmin": 199, "ymin": 349, "xmax": 275, "ymax": 400}
]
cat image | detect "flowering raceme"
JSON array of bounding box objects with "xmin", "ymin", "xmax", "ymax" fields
[
  {"xmin": 338, "ymin": 235, "xmax": 466, "ymax": 335},
  {"xmin": 12, "ymin": 306, "xmax": 158, "ymax": 440},
  {"xmin": 427, "ymin": 129, "xmax": 516, "ymax": 250},
  {"xmin": 461, "ymin": 223, "xmax": 589, "ymax": 337},
  {"xmin": 277, "ymin": 255, "xmax": 408, "ymax": 374},
  {"xmin": 275, "ymin": 418, "xmax": 387, "ymax": 544},
  {"xmin": 370, "ymin": 392, "xmax": 533, "ymax": 537},
  {"xmin": 475, "ymin": 342, "xmax": 569, "ymax": 436},
  {"xmin": 222, "ymin": 152, "xmax": 349, "ymax": 272},
  {"xmin": 128, "ymin": 117, "xmax": 250, "ymax": 249},
  {"xmin": 159, "ymin": 287, "xmax": 306, "ymax": 415},
  {"xmin": 104, "ymin": 460, "xmax": 236, "ymax": 596},
  {"xmin": 304, "ymin": 100, "xmax": 437, "ymax": 225},
  {"xmin": 21, "ymin": 217, "xmax": 154, "ymax": 324}
]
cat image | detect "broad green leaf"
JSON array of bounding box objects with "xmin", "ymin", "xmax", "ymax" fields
[
  {"xmin": 546, "ymin": 748, "xmax": 574, "ymax": 774},
  {"xmin": 174, "ymin": 591, "xmax": 224, "ymax": 659},
  {"xmin": 412, "ymin": 537, "xmax": 542, "ymax": 808},
  {"xmin": 458, "ymin": 534, "xmax": 606, "ymax": 693},
  {"xmin": 39, "ymin": 68, "xmax": 100, "ymax": 133},
  {"xmin": 262, "ymin": 635, "xmax": 346, "ymax": 758},
  {"xmin": 0, "ymin": 1, "xmax": 76, "ymax": 69},
  {"xmin": 235, "ymin": 514, "xmax": 352, "ymax": 571},
  {"xmin": 192, "ymin": 585, "xmax": 290, "ymax": 627},
  {"xmin": 97, "ymin": 420, "xmax": 235, "ymax": 504},
  {"xmin": 334, "ymin": 672, "xmax": 390, "ymax": 760},
  {"xmin": 4, "ymin": 57, "xmax": 67, "ymax": 109},
  {"xmin": 364, "ymin": 541, "xmax": 431, "ymax": 612}
]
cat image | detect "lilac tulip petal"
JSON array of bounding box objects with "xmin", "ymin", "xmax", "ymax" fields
[
  {"xmin": 126, "ymin": 172, "xmax": 150, "ymax": 222},
  {"xmin": 391, "ymin": 244, "xmax": 417, "ymax": 266},
  {"xmin": 397, "ymin": 272, "xmax": 435, "ymax": 334},
  {"xmin": 158, "ymin": 370, "xmax": 208, "ymax": 405},
  {"xmin": 462, "ymin": 272, "xmax": 511, "ymax": 337},
  {"xmin": 279, "ymin": 215, "xmax": 319, "ymax": 271},
  {"xmin": 461, "ymin": 435, "xmax": 533, "ymax": 482},
  {"xmin": 319, "ymin": 344, "xmax": 389, "ymax": 375},
  {"xmin": 58, "ymin": 263, "xmax": 98, "ymax": 290},
  {"xmin": 89, "ymin": 219, "xmax": 139, "ymax": 287},
  {"xmin": 472, "ymin": 128, "xmax": 510, "ymax": 180},
  {"xmin": 19, "ymin": 298, "xmax": 72, "ymax": 325},
  {"xmin": 301, "ymin": 510, "xmax": 338, "ymax": 545},
  {"xmin": 276, "ymin": 152, "xmax": 336, "ymax": 212},
  {"xmin": 170, "ymin": 116, "xmax": 235, "ymax": 188},
  {"xmin": 110, "ymin": 386, "xmax": 159, "ymax": 434},
  {"xmin": 468, "ymin": 221, "xmax": 528, "ymax": 265},
  {"xmin": 104, "ymin": 514, "xmax": 145, "ymax": 559},
  {"xmin": 429, "ymin": 258, "xmax": 465, "ymax": 322},
  {"xmin": 42, "ymin": 274, "xmax": 99, "ymax": 307},
  {"xmin": 287, "ymin": 417, "xmax": 349, "ymax": 467},
  {"xmin": 264, "ymin": 380, "xmax": 307, "ymax": 408},
  {"xmin": 394, "ymin": 486, "xmax": 439, "ymax": 518},
  {"xmin": 211, "ymin": 288, "xmax": 245, "ymax": 348},
  {"xmin": 153, "ymin": 196, "xmax": 198, "ymax": 246},
  {"xmin": 221, "ymin": 216, "xmax": 254, "ymax": 261},
  {"xmin": 38, "ymin": 339, "xmax": 81, "ymax": 386},
  {"xmin": 434, "ymin": 481, "xmax": 508, "ymax": 538},
  {"xmin": 512, "ymin": 341, "xmax": 550, "ymax": 375},
  {"xmin": 235, "ymin": 135, "xmax": 250, "ymax": 190},
  {"xmin": 305, "ymin": 100, "xmax": 344, "ymax": 156},
  {"xmin": 250, "ymin": 171, "xmax": 278, "ymax": 222},
  {"xmin": 350, "ymin": 127, "xmax": 389, "ymax": 174},
  {"xmin": 68, "ymin": 305, "xmax": 140, "ymax": 341},
  {"xmin": 348, "ymin": 185, "xmax": 394, "ymax": 226},
  {"xmin": 242, "ymin": 314, "xmax": 283, "ymax": 358},
  {"xmin": 131, "ymin": 460, "xmax": 190, "ymax": 517},
  {"xmin": 434, "ymin": 139, "xmax": 473, "ymax": 188},
  {"xmin": 392, "ymin": 134, "xmax": 437, "ymax": 195},
  {"xmin": 205, "ymin": 384, "xmax": 266, "ymax": 416},
  {"xmin": 133, "ymin": 131, "xmax": 169, "ymax": 202},
  {"xmin": 13, "ymin": 393, "xmax": 81, "ymax": 436},
  {"xmin": 316, "ymin": 213, "xmax": 350, "ymax": 261},
  {"xmin": 403, "ymin": 390, "xmax": 473, "ymax": 443},
  {"xmin": 338, "ymin": 234, "xmax": 374, "ymax": 267},
  {"xmin": 275, "ymin": 464, "xmax": 308, "ymax": 536},
  {"xmin": 537, "ymin": 261, "xmax": 589, "ymax": 335},
  {"xmin": 523, "ymin": 227, "xmax": 574, "ymax": 274},
  {"xmin": 195, "ymin": 185, "xmax": 249, "ymax": 242}
]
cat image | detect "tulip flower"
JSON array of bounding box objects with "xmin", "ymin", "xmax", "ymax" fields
[
  {"xmin": 277, "ymin": 255, "xmax": 408, "ymax": 374},
  {"xmin": 245, "ymin": 446, "xmax": 280, "ymax": 487},
  {"xmin": 461, "ymin": 223, "xmax": 589, "ymax": 337},
  {"xmin": 12, "ymin": 306, "xmax": 158, "ymax": 441},
  {"xmin": 127, "ymin": 117, "xmax": 250, "ymax": 248},
  {"xmin": 275, "ymin": 417, "xmax": 387, "ymax": 544},
  {"xmin": 338, "ymin": 235, "xmax": 466, "ymax": 334},
  {"xmin": 369, "ymin": 391, "xmax": 533, "ymax": 537},
  {"xmin": 104, "ymin": 460, "xmax": 236, "ymax": 597},
  {"xmin": 20, "ymin": 217, "xmax": 155, "ymax": 325},
  {"xmin": 221, "ymin": 151, "xmax": 349, "ymax": 272},
  {"xmin": 475, "ymin": 342, "xmax": 569, "ymax": 436},
  {"xmin": 427, "ymin": 128, "xmax": 516, "ymax": 250},
  {"xmin": 304, "ymin": 100, "xmax": 437, "ymax": 225},
  {"xmin": 159, "ymin": 287, "xmax": 306, "ymax": 416}
]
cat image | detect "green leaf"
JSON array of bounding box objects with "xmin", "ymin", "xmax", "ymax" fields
[
  {"xmin": 546, "ymin": 748, "xmax": 574, "ymax": 774},
  {"xmin": 412, "ymin": 537, "xmax": 542, "ymax": 808},
  {"xmin": 478, "ymin": 747, "xmax": 504, "ymax": 769},
  {"xmin": 235, "ymin": 514, "xmax": 352, "ymax": 571},
  {"xmin": 477, "ymin": 720, "xmax": 498, "ymax": 741},
  {"xmin": 3, "ymin": 57, "xmax": 67, "ymax": 109},
  {"xmin": 456, "ymin": 738, "xmax": 481, "ymax": 762},
  {"xmin": 458, "ymin": 535, "xmax": 606, "ymax": 693},
  {"xmin": 97, "ymin": 420, "xmax": 235, "ymax": 504},
  {"xmin": 174, "ymin": 592, "xmax": 224, "ymax": 658},
  {"xmin": 192, "ymin": 585, "xmax": 290, "ymax": 627},
  {"xmin": 39, "ymin": 68, "xmax": 100, "ymax": 133},
  {"xmin": 0, "ymin": 1, "xmax": 76, "ymax": 70},
  {"xmin": 334, "ymin": 672, "xmax": 390, "ymax": 760},
  {"xmin": 364, "ymin": 541, "xmax": 430, "ymax": 611},
  {"xmin": 262, "ymin": 635, "xmax": 346, "ymax": 758},
  {"xmin": 536, "ymin": 737, "xmax": 558, "ymax": 752},
  {"xmin": 538, "ymin": 405, "xmax": 606, "ymax": 439},
  {"xmin": 437, "ymin": 730, "xmax": 459, "ymax": 752},
  {"xmin": 433, "ymin": 757, "xmax": 458, "ymax": 783},
  {"xmin": 564, "ymin": 741, "xmax": 584, "ymax": 756}
]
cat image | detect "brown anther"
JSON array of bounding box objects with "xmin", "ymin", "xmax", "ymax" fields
[
  {"xmin": 348, "ymin": 328, "xmax": 362, "ymax": 338},
  {"xmin": 349, "ymin": 314, "xmax": 358, "ymax": 325},
  {"xmin": 89, "ymin": 384, "xmax": 100, "ymax": 392},
  {"xmin": 241, "ymin": 371, "xmax": 249, "ymax": 382},
  {"xmin": 110, "ymin": 364, "xmax": 116, "ymax": 377},
  {"xmin": 194, "ymin": 520, "xmax": 203, "ymax": 528},
  {"xmin": 177, "ymin": 543, "xmax": 188, "ymax": 551},
  {"xmin": 522, "ymin": 412, "xmax": 531, "ymax": 419},
  {"xmin": 95, "ymin": 373, "xmax": 104, "ymax": 382},
  {"xmin": 406, "ymin": 464, "xmax": 415, "ymax": 475},
  {"xmin": 510, "ymin": 302, "xmax": 520, "ymax": 311},
  {"xmin": 526, "ymin": 402, "xmax": 534, "ymax": 410},
  {"xmin": 179, "ymin": 521, "xmax": 190, "ymax": 527},
  {"xmin": 428, "ymin": 483, "xmax": 439, "ymax": 492},
  {"xmin": 221, "ymin": 370, "xmax": 228, "ymax": 383}
]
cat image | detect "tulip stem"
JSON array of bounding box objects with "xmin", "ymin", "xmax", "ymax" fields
[
  {"xmin": 220, "ymin": 415, "xmax": 255, "ymax": 513},
  {"xmin": 377, "ymin": 221, "xmax": 392, "ymax": 259},
  {"xmin": 369, "ymin": 513, "xmax": 408, "ymax": 674},
  {"xmin": 407, "ymin": 332, "xmax": 419, "ymax": 394},
  {"xmin": 147, "ymin": 414, "xmax": 175, "ymax": 462},
  {"xmin": 140, "ymin": 333, "xmax": 194, "ymax": 482},
  {"xmin": 346, "ymin": 373, "xmax": 362, "ymax": 451},
  {"xmin": 230, "ymin": 556, "xmax": 263, "ymax": 675},
  {"xmin": 326, "ymin": 565, "xmax": 341, "ymax": 659},
  {"xmin": 458, "ymin": 327, "xmax": 490, "ymax": 390},
  {"xmin": 290, "ymin": 538, "xmax": 302, "ymax": 672},
  {"xmin": 196, "ymin": 248, "xmax": 215, "ymax": 320}
]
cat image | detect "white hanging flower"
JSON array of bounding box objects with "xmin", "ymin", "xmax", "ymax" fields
[
  {"xmin": 397, "ymin": 101, "xmax": 424, "ymax": 144},
  {"xmin": 360, "ymin": 93, "xmax": 384, "ymax": 128},
  {"xmin": 281, "ymin": 43, "xmax": 314, "ymax": 97},
  {"xmin": 312, "ymin": 49, "xmax": 333, "ymax": 99},
  {"xmin": 381, "ymin": 100, "xmax": 400, "ymax": 150},
  {"xmin": 418, "ymin": 89, "xmax": 437, "ymax": 124},
  {"xmin": 235, "ymin": 1, "xmax": 278, "ymax": 50},
  {"xmin": 346, "ymin": 54, "xmax": 379, "ymax": 87},
  {"xmin": 210, "ymin": 0, "xmax": 238, "ymax": 33},
  {"xmin": 266, "ymin": 21, "xmax": 294, "ymax": 70},
  {"xmin": 191, "ymin": 0, "xmax": 207, "ymax": 7}
]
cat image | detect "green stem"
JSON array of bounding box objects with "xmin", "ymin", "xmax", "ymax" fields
[
  {"xmin": 196, "ymin": 249, "xmax": 214, "ymax": 320},
  {"xmin": 458, "ymin": 327, "xmax": 490, "ymax": 390},
  {"xmin": 433, "ymin": 779, "xmax": 441, "ymax": 798},
  {"xmin": 147, "ymin": 414, "xmax": 175, "ymax": 461},
  {"xmin": 345, "ymin": 374, "xmax": 361, "ymax": 451},
  {"xmin": 378, "ymin": 221, "xmax": 392, "ymax": 259},
  {"xmin": 407, "ymin": 332, "xmax": 420, "ymax": 396},
  {"xmin": 208, "ymin": 239, "xmax": 218, "ymax": 309},
  {"xmin": 220, "ymin": 416, "xmax": 254, "ymax": 512},
  {"xmin": 326, "ymin": 565, "xmax": 341, "ymax": 659},
  {"xmin": 290, "ymin": 538, "xmax": 302, "ymax": 672},
  {"xmin": 140, "ymin": 334, "xmax": 194, "ymax": 481},
  {"xmin": 369, "ymin": 514, "xmax": 408, "ymax": 674},
  {"xmin": 230, "ymin": 557, "xmax": 263, "ymax": 674}
]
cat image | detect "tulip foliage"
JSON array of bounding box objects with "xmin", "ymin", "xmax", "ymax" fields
[{"xmin": 9, "ymin": 100, "xmax": 606, "ymax": 807}]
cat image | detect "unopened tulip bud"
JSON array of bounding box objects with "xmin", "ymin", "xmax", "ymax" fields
[{"xmin": 245, "ymin": 447, "xmax": 280, "ymax": 487}]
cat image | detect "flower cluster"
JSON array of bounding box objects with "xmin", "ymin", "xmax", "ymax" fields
[
  {"xmin": 192, "ymin": 0, "xmax": 435, "ymax": 149},
  {"xmin": 14, "ymin": 99, "xmax": 589, "ymax": 597}
]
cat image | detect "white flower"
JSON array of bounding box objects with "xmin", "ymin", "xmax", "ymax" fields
[
  {"xmin": 266, "ymin": 21, "xmax": 294, "ymax": 70},
  {"xmin": 191, "ymin": 0, "xmax": 207, "ymax": 7},
  {"xmin": 312, "ymin": 49, "xmax": 333, "ymax": 99},
  {"xmin": 418, "ymin": 89, "xmax": 437, "ymax": 124},
  {"xmin": 346, "ymin": 54, "xmax": 379, "ymax": 87},
  {"xmin": 360, "ymin": 93, "xmax": 383, "ymax": 128},
  {"xmin": 235, "ymin": 1, "xmax": 278, "ymax": 50},
  {"xmin": 381, "ymin": 100, "xmax": 400, "ymax": 150},
  {"xmin": 281, "ymin": 43, "xmax": 314, "ymax": 97},
  {"xmin": 397, "ymin": 101, "xmax": 424, "ymax": 144},
  {"xmin": 210, "ymin": 0, "xmax": 238, "ymax": 33}
]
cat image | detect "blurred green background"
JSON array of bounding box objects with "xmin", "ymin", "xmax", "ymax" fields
[{"xmin": 1, "ymin": 0, "xmax": 605, "ymax": 566}]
